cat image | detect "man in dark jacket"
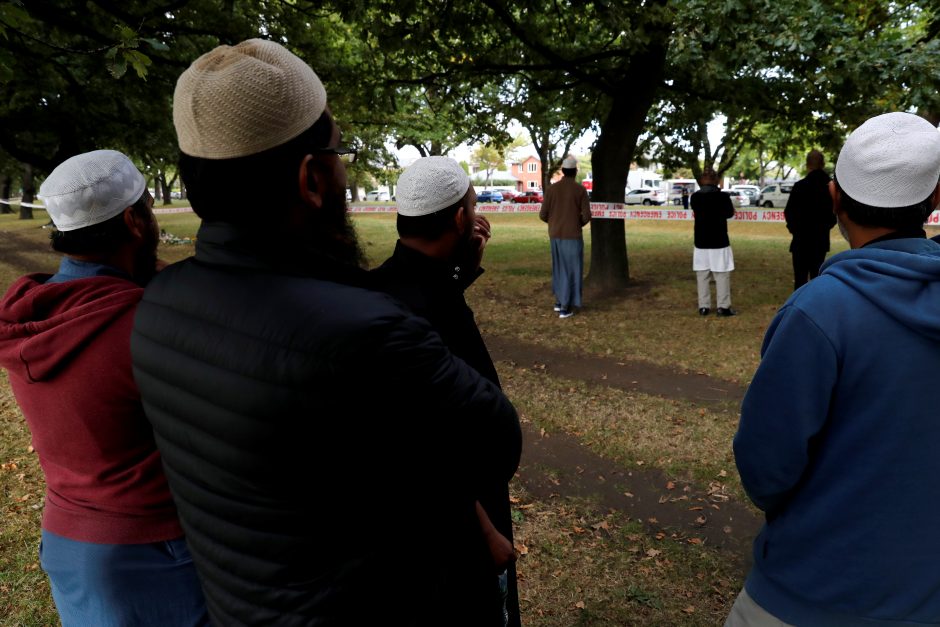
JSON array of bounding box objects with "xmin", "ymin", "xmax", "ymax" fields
[
  {"xmin": 691, "ymin": 168, "xmax": 736, "ymax": 316},
  {"xmin": 130, "ymin": 39, "xmax": 522, "ymax": 626},
  {"xmin": 0, "ymin": 150, "xmax": 207, "ymax": 626},
  {"xmin": 372, "ymin": 156, "xmax": 520, "ymax": 627},
  {"xmin": 784, "ymin": 150, "xmax": 836, "ymax": 290}
]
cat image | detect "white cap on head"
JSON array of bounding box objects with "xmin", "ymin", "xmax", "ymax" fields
[
  {"xmin": 562, "ymin": 156, "xmax": 578, "ymax": 169},
  {"xmin": 835, "ymin": 112, "xmax": 940, "ymax": 208},
  {"xmin": 39, "ymin": 150, "xmax": 146, "ymax": 232},
  {"xmin": 396, "ymin": 157, "xmax": 470, "ymax": 217},
  {"xmin": 173, "ymin": 38, "xmax": 327, "ymax": 159}
]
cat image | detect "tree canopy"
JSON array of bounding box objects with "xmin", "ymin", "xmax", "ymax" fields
[{"xmin": 2, "ymin": 0, "xmax": 938, "ymax": 290}]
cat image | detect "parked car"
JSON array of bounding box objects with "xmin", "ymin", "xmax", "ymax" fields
[
  {"xmin": 722, "ymin": 189, "xmax": 748, "ymax": 208},
  {"xmin": 731, "ymin": 184, "xmax": 760, "ymax": 206},
  {"xmin": 476, "ymin": 190, "xmax": 503, "ymax": 203},
  {"xmin": 759, "ymin": 184, "xmax": 792, "ymax": 208},
  {"xmin": 499, "ymin": 190, "xmax": 518, "ymax": 202},
  {"xmin": 365, "ymin": 190, "xmax": 390, "ymax": 202},
  {"xmin": 624, "ymin": 187, "xmax": 666, "ymax": 206},
  {"xmin": 513, "ymin": 190, "xmax": 543, "ymax": 203}
]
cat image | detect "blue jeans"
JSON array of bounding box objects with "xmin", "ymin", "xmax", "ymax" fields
[{"xmin": 40, "ymin": 530, "xmax": 209, "ymax": 627}]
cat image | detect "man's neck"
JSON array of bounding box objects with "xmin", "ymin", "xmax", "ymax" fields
[{"xmin": 398, "ymin": 236, "xmax": 456, "ymax": 261}]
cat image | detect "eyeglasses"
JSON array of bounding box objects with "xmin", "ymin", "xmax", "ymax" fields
[{"xmin": 312, "ymin": 146, "xmax": 357, "ymax": 164}]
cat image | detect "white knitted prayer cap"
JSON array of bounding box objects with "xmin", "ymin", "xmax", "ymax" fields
[
  {"xmin": 174, "ymin": 38, "xmax": 327, "ymax": 159},
  {"xmin": 396, "ymin": 157, "xmax": 471, "ymax": 217},
  {"xmin": 562, "ymin": 155, "xmax": 578, "ymax": 169},
  {"xmin": 39, "ymin": 150, "xmax": 145, "ymax": 232},
  {"xmin": 835, "ymin": 112, "xmax": 940, "ymax": 208}
]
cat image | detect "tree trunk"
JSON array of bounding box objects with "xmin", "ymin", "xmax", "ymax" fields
[
  {"xmin": 587, "ymin": 22, "xmax": 669, "ymax": 294},
  {"xmin": 20, "ymin": 163, "xmax": 34, "ymax": 220},
  {"xmin": 153, "ymin": 176, "xmax": 162, "ymax": 201},
  {"xmin": 159, "ymin": 171, "xmax": 172, "ymax": 205},
  {"xmin": 0, "ymin": 174, "xmax": 11, "ymax": 214}
]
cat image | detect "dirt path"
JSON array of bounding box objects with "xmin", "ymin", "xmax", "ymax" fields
[{"xmin": 486, "ymin": 335, "xmax": 762, "ymax": 565}]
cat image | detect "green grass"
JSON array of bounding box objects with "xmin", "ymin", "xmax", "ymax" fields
[{"xmin": 0, "ymin": 208, "xmax": 851, "ymax": 625}]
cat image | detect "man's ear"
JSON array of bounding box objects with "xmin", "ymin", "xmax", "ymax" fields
[
  {"xmin": 298, "ymin": 154, "xmax": 325, "ymax": 210},
  {"xmin": 829, "ymin": 180, "xmax": 841, "ymax": 215},
  {"xmin": 454, "ymin": 205, "xmax": 468, "ymax": 232},
  {"xmin": 123, "ymin": 206, "xmax": 144, "ymax": 239}
]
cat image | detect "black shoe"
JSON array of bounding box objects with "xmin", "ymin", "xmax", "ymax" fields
[
  {"xmin": 716, "ymin": 308, "xmax": 738, "ymax": 317},
  {"xmin": 698, "ymin": 308, "xmax": 710, "ymax": 316}
]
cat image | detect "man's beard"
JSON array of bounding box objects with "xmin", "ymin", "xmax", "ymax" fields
[
  {"xmin": 307, "ymin": 187, "xmax": 366, "ymax": 269},
  {"xmin": 132, "ymin": 214, "xmax": 160, "ymax": 286}
]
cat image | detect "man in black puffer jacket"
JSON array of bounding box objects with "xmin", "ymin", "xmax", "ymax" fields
[{"xmin": 130, "ymin": 39, "xmax": 521, "ymax": 626}]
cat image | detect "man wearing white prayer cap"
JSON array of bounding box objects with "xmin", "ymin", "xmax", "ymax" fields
[
  {"xmin": 130, "ymin": 39, "xmax": 520, "ymax": 625},
  {"xmin": 729, "ymin": 112, "xmax": 940, "ymax": 626},
  {"xmin": 373, "ymin": 155, "xmax": 521, "ymax": 626},
  {"xmin": 0, "ymin": 150, "xmax": 208, "ymax": 625},
  {"xmin": 539, "ymin": 154, "xmax": 591, "ymax": 317}
]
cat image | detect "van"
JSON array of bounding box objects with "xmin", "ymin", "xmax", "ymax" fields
[{"xmin": 758, "ymin": 184, "xmax": 793, "ymax": 208}]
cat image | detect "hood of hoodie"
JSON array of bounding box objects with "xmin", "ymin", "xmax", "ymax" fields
[
  {"xmin": 820, "ymin": 237, "xmax": 940, "ymax": 341},
  {"xmin": 0, "ymin": 274, "xmax": 142, "ymax": 382}
]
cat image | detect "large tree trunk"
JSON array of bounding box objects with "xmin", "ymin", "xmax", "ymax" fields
[
  {"xmin": 587, "ymin": 37, "xmax": 669, "ymax": 294},
  {"xmin": 152, "ymin": 175, "xmax": 162, "ymax": 201},
  {"xmin": 20, "ymin": 163, "xmax": 34, "ymax": 220},
  {"xmin": 0, "ymin": 174, "xmax": 12, "ymax": 214},
  {"xmin": 588, "ymin": 93, "xmax": 658, "ymax": 289}
]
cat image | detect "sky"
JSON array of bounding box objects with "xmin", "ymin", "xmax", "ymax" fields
[{"xmin": 394, "ymin": 117, "xmax": 726, "ymax": 173}]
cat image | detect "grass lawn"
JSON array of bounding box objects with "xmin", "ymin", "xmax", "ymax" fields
[{"xmin": 0, "ymin": 208, "xmax": 849, "ymax": 624}]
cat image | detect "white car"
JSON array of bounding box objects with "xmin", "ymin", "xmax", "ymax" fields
[
  {"xmin": 731, "ymin": 185, "xmax": 760, "ymax": 205},
  {"xmin": 624, "ymin": 188, "xmax": 666, "ymax": 206},
  {"xmin": 722, "ymin": 189, "xmax": 748, "ymax": 208},
  {"xmin": 365, "ymin": 190, "xmax": 390, "ymax": 202},
  {"xmin": 759, "ymin": 184, "xmax": 793, "ymax": 208}
]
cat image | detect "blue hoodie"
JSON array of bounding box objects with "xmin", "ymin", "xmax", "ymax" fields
[{"xmin": 735, "ymin": 237, "xmax": 940, "ymax": 626}]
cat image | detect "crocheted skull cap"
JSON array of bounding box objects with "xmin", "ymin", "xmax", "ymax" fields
[
  {"xmin": 836, "ymin": 112, "xmax": 940, "ymax": 208},
  {"xmin": 396, "ymin": 157, "xmax": 471, "ymax": 217},
  {"xmin": 562, "ymin": 155, "xmax": 578, "ymax": 169},
  {"xmin": 174, "ymin": 38, "xmax": 327, "ymax": 159},
  {"xmin": 39, "ymin": 150, "xmax": 145, "ymax": 232}
]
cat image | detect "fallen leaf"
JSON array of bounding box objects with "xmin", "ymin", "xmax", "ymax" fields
[
  {"xmin": 623, "ymin": 492, "xmax": 634, "ymax": 498},
  {"xmin": 592, "ymin": 520, "xmax": 610, "ymax": 531},
  {"xmin": 575, "ymin": 601, "xmax": 586, "ymax": 609},
  {"xmin": 647, "ymin": 517, "xmax": 658, "ymax": 524},
  {"xmin": 695, "ymin": 516, "xmax": 707, "ymax": 525},
  {"xmin": 682, "ymin": 606, "xmax": 695, "ymax": 614},
  {"xmin": 514, "ymin": 543, "xmax": 528, "ymax": 556},
  {"xmin": 646, "ymin": 548, "xmax": 661, "ymax": 557},
  {"xmin": 688, "ymin": 537, "xmax": 703, "ymax": 545},
  {"xmin": 27, "ymin": 445, "xmax": 34, "ymax": 453},
  {"xmin": 689, "ymin": 506, "xmax": 704, "ymax": 511},
  {"xmin": 718, "ymin": 469, "xmax": 728, "ymax": 477},
  {"xmin": 666, "ymin": 481, "xmax": 675, "ymax": 490}
]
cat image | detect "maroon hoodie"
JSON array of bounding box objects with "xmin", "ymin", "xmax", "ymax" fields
[{"xmin": 0, "ymin": 274, "xmax": 182, "ymax": 544}]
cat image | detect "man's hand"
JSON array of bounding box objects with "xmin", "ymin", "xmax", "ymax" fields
[{"xmin": 467, "ymin": 215, "xmax": 491, "ymax": 271}]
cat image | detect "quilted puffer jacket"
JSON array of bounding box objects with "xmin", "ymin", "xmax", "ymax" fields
[{"xmin": 131, "ymin": 222, "xmax": 521, "ymax": 626}]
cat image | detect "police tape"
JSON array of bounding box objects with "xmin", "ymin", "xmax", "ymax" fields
[
  {"xmin": 15, "ymin": 200, "xmax": 940, "ymax": 225},
  {"xmin": 0, "ymin": 199, "xmax": 45, "ymax": 208},
  {"xmin": 347, "ymin": 202, "xmax": 784, "ymax": 220}
]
